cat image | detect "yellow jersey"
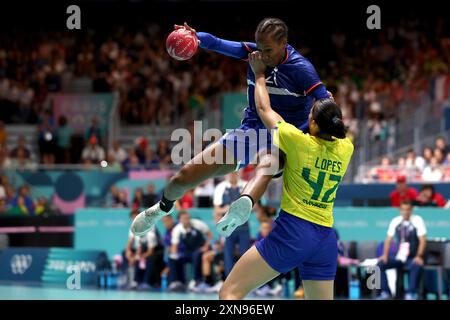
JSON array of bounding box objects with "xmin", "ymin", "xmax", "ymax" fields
[{"xmin": 273, "ymin": 120, "xmax": 354, "ymax": 227}]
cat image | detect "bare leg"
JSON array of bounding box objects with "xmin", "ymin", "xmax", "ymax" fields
[
  {"xmin": 302, "ymin": 280, "xmax": 335, "ymax": 300},
  {"xmin": 219, "ymin": 245, "xmax": 279, "ymax": 300},
  {"xmin": 241, "ymin": 152, "xmax": 283, "ymax": 204},
  {"xmin": 216, "ymin": 151, "xmax": 285, "ymax": 237},
  {"xmin": 164, "ymin": 141, "xmax": 237, "ymax": 201}
]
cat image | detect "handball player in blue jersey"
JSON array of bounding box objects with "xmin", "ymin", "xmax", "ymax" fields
[{"xmin": 131, "ymin": 18, "xmax": 332, "ymax": 238}]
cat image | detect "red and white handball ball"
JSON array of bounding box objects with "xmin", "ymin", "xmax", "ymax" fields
[{"xmin": 166, "ymin": 28, "xmax": 199, "ymax": 61}]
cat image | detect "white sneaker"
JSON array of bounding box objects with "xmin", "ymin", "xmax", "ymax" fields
[
  {"xmin": 187, "ymin": 280, "xmax": 197, "ymax": 292},
  {"xmin": 405, "ymin": 293, "xmax": 418, "ymax": 300},
  {"xmin": 269, "ymin": 284, "xmax": 283, "ymax": 297},
  {"xmin": 216, "ymin": 196, "xmax": 252, "ymax": 237},
  {"xmin": 191, "ymin": 282, "xmax": 211, "ymax": 294},
  {"xmin": 167, "ymin": 281, "xmax": 185, "ymax": 292},
  {"xmin": 131, "ymin": 202, "xmax": 172, "ymax": 236},
  {"xmin": 204, "ymin": 280, "xmax": 223, "ymax": 294},
  {"xmin": 253, "ymin": 284, "xmax": 271, "ymax": 297}
]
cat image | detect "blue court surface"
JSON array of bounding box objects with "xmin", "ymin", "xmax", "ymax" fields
[{"xmin": 0, "ymin": 284, "xmax": 293, "ymax": 300}]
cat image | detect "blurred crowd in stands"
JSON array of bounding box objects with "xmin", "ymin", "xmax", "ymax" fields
[
  {"xmin": 0, "ymin": 18, "xmax": 447, "ymax": 167},
  {"xmin": 324, "ymin": 18, "xmax": 450, "ymax": 143},
  {"xmin": 368, "ymin": 136, "xmax": 450, "ymax": 183},
  {"xmin": 0, "ymin": 17, "xmax": 449, "ymax": 217},
  {"xmin": 0, "ymin": 174, "xmax": 57, "ymax": 216},
  {"xmin": 0, "ymin": 115, "xmax": 175, "ymax": 169}
]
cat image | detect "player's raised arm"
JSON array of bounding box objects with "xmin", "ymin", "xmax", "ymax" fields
[
  {"xmin": 175, "ymin": 22, "xmax": 255, "ymax": 60},
  {"xmin": 249, "ymin": 51, "xmax": 283, "ymax": 129}
]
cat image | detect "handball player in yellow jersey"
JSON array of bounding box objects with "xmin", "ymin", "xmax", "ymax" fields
[{"xmin": 219, "ymin": 51, "xmax": 354, "ymax": 300}]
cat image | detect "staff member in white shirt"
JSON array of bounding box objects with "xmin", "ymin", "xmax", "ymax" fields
[
  {"xmin": 377, "ymin": 200, "xmax": 427, "ymax": 300},
  {"xmin": 169, "ymin": 210, "xmax": 212, "ymax": 290}
]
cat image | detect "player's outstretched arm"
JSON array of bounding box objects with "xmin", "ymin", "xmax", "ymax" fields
[
  {"xmin": 249, "ymin": 52, "xmax": 283, "ymax": 129},
  {"xmin": 175, "ymin": 22, "xmax": 254, "ymax": 60}
]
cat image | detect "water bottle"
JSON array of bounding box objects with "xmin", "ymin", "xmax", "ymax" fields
[
  {"xmin": 106, "ymin": 271, "xmax": 112, "ymax": 288},
  {"xmin": 112, "ymin": 272, "xmax": 118, "ymax": 289},
  {"xmin": 98, "ymin": 271, "xmax": 106, "ymax": 288},
  {"xmin": 282, "ymin": 278, "xmax": 290, "ymax": 298},
  {"xmin": 161, "ymin": 273, "xmax": 168, "ymax": 292},
  {"xmin": 349, "ymin": 277, "xmax": 360, "ymax": 300}
]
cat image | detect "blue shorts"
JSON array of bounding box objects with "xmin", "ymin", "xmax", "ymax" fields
[
  {"xmin": 219, "ymin": 115, "xmax": 308, "ymax": 172},
  {"xmin": 255, "ymin": 210, "xmax": 338, "ymax": 280}
]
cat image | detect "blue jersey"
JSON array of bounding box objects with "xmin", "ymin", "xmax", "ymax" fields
[
  {"xmin": 242, "ymin": 42, "xmax": 323, "ymax": 127},
  {"xmin": 197, "ymin": 32, "xmax": 328, "ymax": 128}
]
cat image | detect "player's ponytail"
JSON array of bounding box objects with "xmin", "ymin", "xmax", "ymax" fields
[
  {"xmin": 255, "ymin": 18, "xmax": 288, "ymax": 42},
  {"xmin": 312, "ymin": 98, "xmax": 347, "ymax": 139}
]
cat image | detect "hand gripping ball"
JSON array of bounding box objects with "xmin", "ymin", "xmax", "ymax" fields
[{"xmin": 166, "ymin": 28, "xmax": 199, "ymax": 61}]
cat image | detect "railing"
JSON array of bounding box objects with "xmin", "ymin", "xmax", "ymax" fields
[{"xmin": 108, "ymin": 92, "xmax": 121, "ymax": 150}]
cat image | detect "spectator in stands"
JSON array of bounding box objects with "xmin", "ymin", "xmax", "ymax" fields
[
  {"xmin": 168, "ymin": 210, "xmax": 212, "ymax": 292},
  {"xmin": 85, "ymin": 117, "xmax": 102, "ymax": 146},
  {"xmin": 443, "ymin": 152, "xmax": 450, "ymax": 166},
  {"xmin": 177, "ymin": 189, "xmax": 194, "ymax": 209},
  {"xmin": 37, "ymin": 112, "xmax": 57, "ymax": 164},
  {"xmin": 10, "ymin": 184, "xmax": 35, "ymax": 216},
  {"xmin": 81, "ymin": 135, "xmax": 105, "ymax": 166},
  {"xmin": 142, "ymin": 183, "xmax": 157, "ymax": 208},
  {"xmin": 128, "ymin": 153, "xmax": 142, "ymax": 170},
  {"xmin": 156, "ymin": 139, "xmax": 171, "ymax": 167},
  {"xmin": 102, "ymin": 153, "xmax": 122, "ymax": 172},
  {"xmin": 213, "ymin": 171, "xmax": 249, "ymax": 277},
  {"xmin": 1, "ymin": 175, "xmax": 9, "ymax": 189},
  {"xmin": 9, "ymin": 148, "xmax": 36, "ymax": 170},
  {"xmin": 435, "ymin": 136, "xmax": 450, "ymax": 155},
  {"xmin": 433, "ymin": 148, "xmax": 445, "ymax": 164},
  {"xmin": 422, "ymin": 147, "xmax": 434, "ymax": 166},
  {"xmin": 0, "ymin": 121, "xmax": 7, "ymax": 148},
  {"xmin": 7, "ymin": 196, "xmax": 30, "ymax": 216},
  {"xmin": 0, "ymin": 198, "xmax": 6, "ymax": 214},
  {"xmin": 34, "ymin": 197, "xmax": 57, "ymax": 216},
  {"xmin": 390, "ymin": 175, "xmax": 419, "ymax": 207},
  {"xmin": 10, "ymin": 135, "xmax": 31, "ymax": 160},
  {"xmin": 110, "ymin": 186, "xmax": 128, "ymax": 208},
  {"xmin": 122, "ymin": 148, "xmax": 142, "ymax": 171},
  {"xmin": 0, "ymin": 147, "xmax": 12, "ymax": 169},
  {"xmin": 422, "ymin": 157, "xmax": 443, "ymax": 182},
  {"xmin": 4, "ymin": 185, "xmax": 16, "ymax": 210},
  {"xmin": 117, "ymin": 190, "xmax": 129, "ymax": 208},
  {"xmin": 134, "ymin": 137, "xmax": 149, "ymax": 164},
  {"xmin": 405, "ymin": 149, "xmax": 425, "ymax": 172},
  {"xmin": 396, "ymin": 157, "xmax": 407, "ymax": 177},
  {"xmin": 132, "ymin": 187, "xmax": 145, "ymax": 209},
  {"xmin": 55, "ymin": 115, "xmax": 74, "ymax": 164},
  {"xmin": 108, "ymin": 140, "xmax": 127, "ymax": 165},
  {"xmin": 413, "ymin": 184, "xmax": 446, "ymax": 207},
  {"xmin": 144, "ymin": 147, "xmax": 159, "ymax": 169},
  {"xmin": 377, "ymin": 200, "xmax": 427, "ymax": 300},
  {"xmin": 370, "ymin": 156, "xmax": 396, "ymax": 182},
  {"xmin": 367, "ymin": 111, "xmax": 387, "ymax": 142},
  {"xmin": 0, "ymin": 176, "xmax": 6, "ymax": 200}
]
